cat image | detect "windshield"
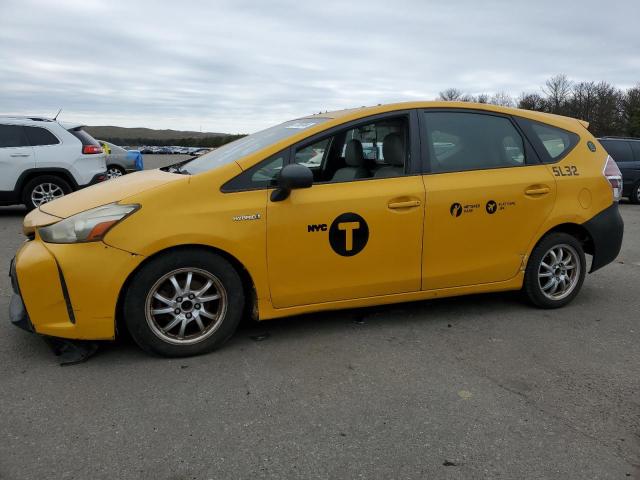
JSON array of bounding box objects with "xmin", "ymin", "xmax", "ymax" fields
[{"xmin": 182, "ymin": 118, "xmax": 329, "ymax": 174}]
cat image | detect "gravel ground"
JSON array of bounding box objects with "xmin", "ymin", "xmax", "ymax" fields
[{"xmin": 0, "ymin": 199, "xmax": 638, "ymax": 479}]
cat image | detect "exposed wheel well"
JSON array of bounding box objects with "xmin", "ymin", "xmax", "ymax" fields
[
  {"xmin": 17, "ymin": 170, "xmax": 78, "ymax": 194},
  {"xmin": 540, "ymin": 223, "xmax": 594, "ymax": 256},
  {"xmin": 115, "ymin": 244, "xmax": 258, "ymax": 339}
]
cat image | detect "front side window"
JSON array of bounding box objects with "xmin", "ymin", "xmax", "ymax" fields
[
  {"xmin": 423, "ymin": 111, "xmax": 526, "ymax": 173},
  {"xmin": 0, "ymin": 125, "xmax": 29, "ymax": 148},
  {"xmin": 222, "ymin": 153, "xmax": 285, "ymax": 191},
  {"xmin": 293, "ymin": 116, "xmax": 410, "ymax": 183},
  {"xmin": 185, "ymin": 118, "xmax": 328, "ymax": 175},
  {"xmin": 24, "ymin": 126, "xmax": 59, "ymax": 146}
]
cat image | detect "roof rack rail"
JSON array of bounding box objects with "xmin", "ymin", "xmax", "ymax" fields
[
  {"xmin": 599, "ymin": 136, "xmax": 640, "ymax": 141},
  {"xmin": 0, "ymin": 115, "xmax": 53, "ymax": 122}
]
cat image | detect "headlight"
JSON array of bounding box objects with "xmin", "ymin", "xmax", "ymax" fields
[{"xmin": 38, "ymin": 203, "xmax": 140, "ymax": 244}]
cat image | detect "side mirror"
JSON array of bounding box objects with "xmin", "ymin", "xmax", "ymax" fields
[{"xmin": 270, "ymin": 164, "xmax": 313, "ymax": 202}]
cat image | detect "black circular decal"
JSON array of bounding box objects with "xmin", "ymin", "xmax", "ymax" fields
[
  {"xmin": 450, "ymin": 203, "xmax": 462, "ymax": 217},
  {"xmin": 587, "ymin": 141, "xmax": 596, "ymax": 152},
  {"xmin": 486, "ymin": 200, "xmax": 497, "ymax": 214},
  {"xmin": 329, "ymin": 212, "xmax": 369, "ymax": 256}
]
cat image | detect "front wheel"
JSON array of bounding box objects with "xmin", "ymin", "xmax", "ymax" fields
[
  {"xmin": 124, "ymin": 249, "xmax": 245, "ymax": 357},
  {"xmin": 523, "ymin": 233, "xmax": 586, "ymax": 309},
  {"xmin": 22, "ymin": 175, "xmax": 72, "ymax": 211}
]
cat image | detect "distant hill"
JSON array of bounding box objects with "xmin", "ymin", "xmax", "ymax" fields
[
  {"xmin": 84, "ymin": 125, "xmax": 245, "ymax": 148},
  {"xmin": 85, "ymin": 126, "xmax": 230, "ymax": 141}
]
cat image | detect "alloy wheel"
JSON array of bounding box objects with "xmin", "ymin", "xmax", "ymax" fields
[
  {"xmin": 537, "ymin": 244, "xmax": 581, "ymax": 301},
  {"xmin": 144, "ymin": 268, "xmax": 228, "ymax": 345},
  {"xmin": 31, "ymin": 182, "xmax": 65, "ymax": 207}
]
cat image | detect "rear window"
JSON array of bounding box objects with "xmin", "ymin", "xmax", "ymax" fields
[
  {"xmin": 0, "ymin": 124, "xmax": 29, "ymax": 148},
  {"xmin": 68, "ymin": 128, "xmax": 100, "ymax": 146},
  {"xmin": 24, "ymin": 126, "xmax": 59, "ymax": 146},
  {"xmin": 600, "ymin": 140, "xmax": 633, "ymax": 163}
]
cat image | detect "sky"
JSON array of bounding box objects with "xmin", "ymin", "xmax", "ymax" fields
[{"xmin": 0, "ymin": 0, "xmax": 639, "ymax": 134}]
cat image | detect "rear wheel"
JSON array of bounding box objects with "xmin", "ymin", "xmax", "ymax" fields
[
  {"xmin": 523, "ymin": 233, "xmax": 586, "ymax": 309},
  {"xmin": 22, "ymin": 175, "xmax": 72, "ymax": 211},
  {"xmin": 124, "ymin": 249, "xmax": 244, "ymax": 357},
  {"xmin": 630, "ymin": 182, "xmax": 640, "ymax": 204},
  {"xmin": 106, "ymin": 165, "xmax": 125, "ymax": 179}
]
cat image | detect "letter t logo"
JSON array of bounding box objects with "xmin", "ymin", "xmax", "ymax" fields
[{"xmin": 338, "ymin": 222, "xmax": 360, "ymax": 251}]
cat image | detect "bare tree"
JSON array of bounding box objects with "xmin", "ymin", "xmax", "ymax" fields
[
  {"xmin": 542, "ymin": 74, "xmax": 573, "ymax": 114},
  {"xmin": 489, "ymin": 91, "xmax": 514, "ymax": 107},
  {"xmin": 622, "ymin": 84, "xmax": 640, "ymax": 137},
  {"xmin": 475, "ymin": 93, "xmax": 490, "ymax": 104},
  {"xmin": 438, "ymin": 88, "xmax": 464, "ymax": 101},
  {"xmin": 518, "ymin": 92, "xmax": 546, "ymax": 111}
]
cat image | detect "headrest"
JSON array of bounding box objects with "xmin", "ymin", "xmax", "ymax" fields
[
  {"xmin": 344, "ymin": 139, "xmax": 364, "ymax": 167},
  {"xmin": 382, "ymin": 133, "xmax": 405, "ymax": 166}
]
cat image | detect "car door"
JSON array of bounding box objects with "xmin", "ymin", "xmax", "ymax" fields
[
  {"xmin": 266, "ymin": 111, "xmax": 425, "ymax": 309},
  {"xmin": 419, "ymin": 109, "xmax": 557, "ymax": 290},
  {"xmin": 0, "ymin": 124, "xmax": 34, "ymax": 192}
]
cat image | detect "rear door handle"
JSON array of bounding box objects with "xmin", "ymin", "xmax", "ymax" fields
[
  {"xmin": 388, "ymin": 200, "xmax": 421, "ymax": 209},
  {"xmin": 525, "ymin": 186, "xmax": 551, "ymax": 196},
  {"xmin": 10, "ymin": 154, "xmax": 30, "ymax": 158}
]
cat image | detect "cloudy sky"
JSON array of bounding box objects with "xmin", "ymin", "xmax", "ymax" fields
[{"xmin": 0, "ymin": 0, "xmax": 638, "ymax": 133}]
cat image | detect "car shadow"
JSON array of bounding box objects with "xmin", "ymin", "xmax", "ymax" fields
[
  {"xmin": 92, "ymin": 290, "xmax": 525, "ymax": 363},
  {"xmin": 0, "ymin": 206, "xmax": 27, "ymax": 217}
]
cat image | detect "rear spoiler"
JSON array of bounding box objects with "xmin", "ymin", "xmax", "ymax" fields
[{"xmin": 577, "ymin": 119, "xmax": 590, "ymax": 130}]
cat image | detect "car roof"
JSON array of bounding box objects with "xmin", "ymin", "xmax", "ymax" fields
[
  {"xmin": 0, "ymin": 115, "xmax": 56, "ymax": 125},
  {"xmin": 298, "ymin": 101, "xmax": 589, "ymax": 132}
]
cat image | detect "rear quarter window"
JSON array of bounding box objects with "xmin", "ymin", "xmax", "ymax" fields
[
  {"xmin": 515, "ymin": 118, "xmax": 579, "ymax": 163},
  {"xmin": 600, "ymin": 140, "xmax": 633, "ymax": 163},
  {"xmin": 24, "ymin": 126, "xmax": 60, "ymax": 146}
]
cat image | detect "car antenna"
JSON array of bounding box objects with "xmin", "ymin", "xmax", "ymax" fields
[{"xmin": 53, "ymin": 108, "xmax": 62, "ymax": 121}]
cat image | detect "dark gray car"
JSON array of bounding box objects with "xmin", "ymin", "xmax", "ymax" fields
[{"xmin": 599, "ymin": 137, "xmax": 640, "ymax": 204}]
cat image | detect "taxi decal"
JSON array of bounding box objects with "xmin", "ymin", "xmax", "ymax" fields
[{"xmin": 329, "ymin": 212, "xmax": 368, "ymax": 256}]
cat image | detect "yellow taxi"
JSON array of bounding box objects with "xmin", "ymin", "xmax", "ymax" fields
[{"xmin": 9, "ymin": 102, "xmax": 624, "ymax": 357}]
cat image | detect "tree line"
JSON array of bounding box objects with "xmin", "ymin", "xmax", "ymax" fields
[
  {"xmin": 438, "ymin": 75, "xmax": 640, "ymax": 138},
  {"xmin": 103, "ymin": 134, "xmax": 246, "ymax": 148}
]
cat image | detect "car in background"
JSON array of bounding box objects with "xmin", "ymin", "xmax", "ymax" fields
[
  {"xmin": 98, "ymin": 140, "xmax": 144, "ymax": 179},
  {"xmin": 0, "ymin": 116, "xmax": 106, "ymax": 210},
  {"xmin": 598, "ymin": 137, "xmax": 640, "ymax": 203}
]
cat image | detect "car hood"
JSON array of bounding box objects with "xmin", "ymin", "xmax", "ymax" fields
[{"xmin": 38, "ymin": 170, "xmax": 185, "ymax": 219}]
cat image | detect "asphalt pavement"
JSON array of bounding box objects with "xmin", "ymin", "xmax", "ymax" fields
[{"xmin": 0, "ymin": 196, "xmax": 638, "ymax": 479}]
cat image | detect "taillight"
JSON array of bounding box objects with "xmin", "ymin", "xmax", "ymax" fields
[
  {"xmin": 82, "ymin": 145, "xmax": 103, "ymax": 155},
  {"xmin": 603, "ymin": 155, "xmax": 623, "ymax": 202}
]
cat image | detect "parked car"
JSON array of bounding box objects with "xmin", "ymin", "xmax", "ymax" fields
[
  {"xmin": 98, "ymin": 140, "xmax": 144, "ymax": 179},
  {"xmin": 0, "ymin": 116, "xmax": 106, "ymax": 210},
  {"xmin": 598, "ymin": 137, "xmax": 640, "ymax": 203},
  {"xmin": 10, "ymin": 101, "xmax": 623, "ymax": 358}
]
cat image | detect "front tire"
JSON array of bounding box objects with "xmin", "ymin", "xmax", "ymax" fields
[
  {"xmin": 22, "ymin": 175, "xmax": 72, "ymax": 211},
  {"xmin": 124, "ymin": 249, "xmax": 245, "ymax": 357},
  {"xmin": 523, "ymin": 233, "xmax": 586, "ymax": 309}
]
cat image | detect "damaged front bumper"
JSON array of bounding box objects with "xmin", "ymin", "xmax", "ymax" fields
[{"xmin": 9, "ymin": 257, "xmax": 33, "ymax": 333}]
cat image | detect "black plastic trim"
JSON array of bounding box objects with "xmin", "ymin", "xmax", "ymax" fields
[
  {"xmin": 54, "ymin": 260, "xmax": 76, "ymax": 324},
  {"xmin": 582, "ymin": 203, "xmax": 624, "ymax": 273}
]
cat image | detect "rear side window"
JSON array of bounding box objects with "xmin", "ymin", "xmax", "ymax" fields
[
  {"xmin": 516, "ymin": 118, "xmax": 579, "ymax": 163},
  {"xmin": 422, "ymin": 111, "xmax": 526, "ymax": 173},
  {"xmin": 68, "ymin": 128, "xmax": 100, "ymax": 146},
  {"xmin": 0, "ymin": 125, "xmax": 29, "ymax": 148},
  {"xmin": 24, "ymin": 126, "xmax": 59, "ymax": 146},
  {"xmin": 600, "ymin": 140, "xmax": 633, "ymax": 163}
]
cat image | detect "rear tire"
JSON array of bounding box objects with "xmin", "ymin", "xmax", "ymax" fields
[
  {"xmin": 630, "ymin": 182, "xmax": 640, "ymax": 204},
  {"xmin": 22, "ymin": 175, "xmax": 72, "ymax": 211},
  {"xmin": 523, "ymin": 233, "xmax": 586, "ymax": 309},
  {"xmin": 124, "ymin": 249, "xmax": 244, "ymax": 357}
]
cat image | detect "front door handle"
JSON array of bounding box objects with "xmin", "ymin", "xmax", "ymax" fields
[
  {"xmin": 10, "ymin": 154, "xmax": 30, "ymax": 158},
  {"xmin": 388, "ymin": 200, "xmax": 421, "ymax": 209},
  {"xmin": 525, "ymin": 185, "xmax": 551, "ymax": 196}
]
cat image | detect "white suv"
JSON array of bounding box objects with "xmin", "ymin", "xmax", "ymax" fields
[{"xmin": 0, "ymin": 116, "xmax": 107, "ymax": 210}]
